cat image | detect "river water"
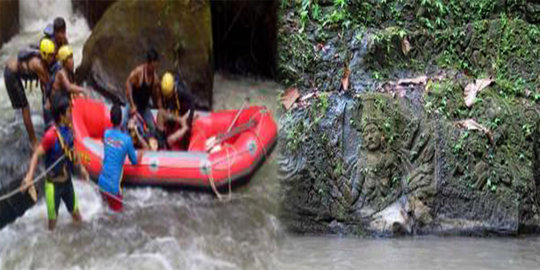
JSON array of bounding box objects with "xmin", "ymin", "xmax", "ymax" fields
[{"xmin": 2, "ymin": 1, "xmax": 540, "ymax": 269}]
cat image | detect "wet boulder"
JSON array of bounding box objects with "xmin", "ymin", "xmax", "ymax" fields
[
  {"xmin": 0, "ymin": 0, "xmax": 19, "ymax": 46},
  {"xmin": 76, "ymin": 0, "xmax": 213, "ymax": 109},
  {"xmin": 0, "ymin": 118, "xmax": 44, "ymax": 229}
]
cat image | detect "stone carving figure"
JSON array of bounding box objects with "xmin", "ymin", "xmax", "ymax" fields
[{"xmin": 357, "ymin": 119, "xmax": 400, "ymax": 211}]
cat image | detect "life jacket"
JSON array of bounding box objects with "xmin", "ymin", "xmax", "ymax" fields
[
  {"xmin": 43, "ymin": 62, "xmax": 62, "ymax": 105},
  {"xmin": 16, "ymin": 48, "xmax": 40, "ymax": 88},
  {"xmin": 45, "ymin": 125, "xmax": 75, "ymax": 182},
  {"xmin": 43, "ymin": 24, "xmax": 54, "ymax": 40}
]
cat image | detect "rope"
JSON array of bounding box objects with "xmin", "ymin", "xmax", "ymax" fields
[
  {"xmin": 0, "ymin": 155, "xmax": 66, "ymax": 202},
  {"xmin": 226, "ymin": 144, "xmax": 233, "ymax": 201}
]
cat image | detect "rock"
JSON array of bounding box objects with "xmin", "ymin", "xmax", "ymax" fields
[
  {"xmin": 76, "ymin": 0, "xmax": 213, "ymax": 109},
  {"xmin": 0, "ymin": 0, "xmax": 19, "ymax": 47},
  {"xmin": 279, "ymin": 89, "xmax": 540, "ymax": 236},
  {"xmin": 72, "ymin": 0, "xmax": 116, "ymax": 28},
  {"xmin": 0, "ymin": 117, "xmax": 44, "ymax": 229},
  {"xmin": 277, "ymin": 0, "xmax": 540, "ymax": 238},
  {"xmin": 370, "ymin": 199, "xmax": 411, "ymax": 235}
]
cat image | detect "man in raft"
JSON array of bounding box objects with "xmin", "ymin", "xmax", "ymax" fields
[
  {"xmin": 98, "ymin": 104, "xmax": 140, "ymax": 212},
  {"xmin": 20, "ymin": 94, "xmax": 90, "ymax": 231},
  {"xmin": 124, "ymin": 48, "xmax": 162, "ymax": 133},
  {"xmin": 3, "ymin": 38, "xmax": 57, "ymax": 146},
  {"xmin": 156, "ymin": 72, "xmax": 194, "ymax": 150},
  {"xmin": 50, "ymin": 45, "xmax": 87, "ymax": 100}
]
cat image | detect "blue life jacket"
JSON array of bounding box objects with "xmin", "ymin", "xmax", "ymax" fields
[
  {"xmin": 43, "ymin": 24, "xmax": 54, "ymax": 39},
  {"xmin": 45, "ymin": 125, "xmax": 75, "ymax": 180},
  {"xmin": 45, "ymin": 62, "xmax": 62, "ymax": 100}
]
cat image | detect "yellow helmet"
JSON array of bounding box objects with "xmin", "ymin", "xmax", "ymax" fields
[
  {"xmin": 56, "ymin": 45, "xmax": 73, "ymax": 63},
  {"xmin": 161, "ymin": 72, "xmax": 175, "ymax": 97},
  {"xmin": 39, "ymin": 38, "xmax": 55, "ymax": 60}
]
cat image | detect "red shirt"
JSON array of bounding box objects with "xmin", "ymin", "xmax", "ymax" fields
[{"xmin": 41, "ymin": 126, "xmax": 58, "ymax": 152}]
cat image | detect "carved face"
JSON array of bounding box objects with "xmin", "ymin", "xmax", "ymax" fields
[{"xmin": 363, "ymin": 123, "xmax": 382, "ymax": 151}]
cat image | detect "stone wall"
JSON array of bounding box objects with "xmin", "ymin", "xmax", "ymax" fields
[{"xmin": 278, "ymin": 0, "xmax": 540, "ymax": 236}]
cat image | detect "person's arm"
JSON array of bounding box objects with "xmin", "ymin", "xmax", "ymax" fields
[
  {"xmin": 21, "ymin": 146, "xmax": 45, "ymax": 192},
  {"xmin": 134, "ymin": 129, "xmax": 150, "ymax": 150},
  {"xmin": 153, "ymin": 73, "xmax": 163, "ymax": 109},
  {"xmin": 177, "ymin": 90, "xmax": 196, "ymax": 126},
  {"xmin": 30, "ymin": 59, "xmax": 50, "ymax": 95},
  {"xmin": 127, "ymin": 118, "xmax": 150, "ymax": 150},
  {"xmin": 126, "ymin": 137, "xmax": 139, "ymax": 165},
  {"xmin": 73, "ymin": 151, "xmax": 90, "ymax": 181},
  {"xmin": 59, "ymin": 71, "xmax": 86, "ymax": 96},
  {"xmin": 171, "ymin": 109, "xmax": 191, "ymax": 124},
  {"xmin": 166, "ymin": 111, "xmax": 191, "ymax": 147},
  {"xmin": 125, "ymin": 69, "xmax": 139, "ymax": 114}
]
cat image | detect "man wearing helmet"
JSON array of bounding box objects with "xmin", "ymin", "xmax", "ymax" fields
[
  {"xmin": 156, "ymin": 72, "xmax": 195, "ymax": 150},
  {"xmin": 3, "ymin": 38, "xmax": 57, "ymax": 146},
  {"xmin": 50, "ymin": 45, "xmax": 87, "ymax": 100}
]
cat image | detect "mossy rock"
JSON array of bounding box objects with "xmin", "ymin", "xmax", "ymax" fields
[
  {"xmin": 76, "ymin": 0, "xmax": 213, "ymax": 109},
  {"xmin": 279, "ymin": 89, "xmax": 540, "ymax": 235}
]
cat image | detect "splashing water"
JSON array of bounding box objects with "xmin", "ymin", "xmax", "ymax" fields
[{"xmin": 0, "ymin": 1, "xmax": 285, "ymax": 265}]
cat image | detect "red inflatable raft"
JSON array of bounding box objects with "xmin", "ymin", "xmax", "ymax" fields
[{"xmin": 71, "ymin": 98, "xmax": 277, "ymax": 188}]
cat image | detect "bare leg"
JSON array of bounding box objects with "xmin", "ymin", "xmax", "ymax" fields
[
  {"xmin": 71, "ymin": 210, "xmax": 82, "ymax": 225},
  {"xmin": 48, "ymin": 219, "xmax": 57, "ymax": 231},
  {"xmin": 21, "ymin": 107, "xmax": 37, "ymax": 146}
]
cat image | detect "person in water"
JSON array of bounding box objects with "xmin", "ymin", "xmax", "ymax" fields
[
  {"xmin": 124, "ymin": 48, "xmax": 162, "ymax": 133},
  {"xmin": 156, "ymin": 72, "xmax": 193, "ymax": 149},
  {"xmin": 50, "ymin": 45, "xmax": 86, "ymax": 100},
  {"xmin": 20, "ymin": 94, "xmax": 90, "ymax": 231},
  {"xmin": 98, "ymin": 103, "xmax": 140, "ymax": 212},
  {"xmin": 3, "ymin": 38, "xmax": 56, "ymax": 146},
  {"xmin": 42, "ymin": 17, "xmax": 69, "ymax": 51}
]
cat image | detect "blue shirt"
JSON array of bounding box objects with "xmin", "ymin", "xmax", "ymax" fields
[{"xmin": 98, "ymin": 128, "xmax": 137, "ymax": 195}]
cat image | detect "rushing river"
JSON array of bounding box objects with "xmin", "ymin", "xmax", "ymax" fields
[{"xmin": 2, "ymin": 1, "xmax": 540, "ymax": 269}]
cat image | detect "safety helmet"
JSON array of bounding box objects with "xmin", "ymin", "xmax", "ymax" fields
[
  {"xmin": 56, "ymin": 45, "xmax": 73, "ymax": 63},
  {"xmin": 39, "ymin": 38, "xmax": 55, "ymax": 60},
  {"xmin": 161, "ymin": 72, "xmax": 175, "ymax": 97}
]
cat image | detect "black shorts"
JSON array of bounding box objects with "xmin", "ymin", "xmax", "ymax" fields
[
  {"xmin": 3, "ymin": 66, "xmax": 28, "ymax": 109},
  {"xmin": 45, "ymin": 179, "xmax": 78, "ymax": 220}
]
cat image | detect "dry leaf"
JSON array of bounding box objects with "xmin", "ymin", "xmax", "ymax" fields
[
  {"xmin": 280, "ymin": 88, "xmax": 300, "ymax": 110},
  {"xmin": 398, "ymin": 75, "xmax": 427, "ymax": 86},
  {"xmin": 464, "ymin": 78, "xmax": 493, "ymax": 107},
  {"xmin": 455, "ymin": 119, "xmax": 494, "ymax": 145},
  {"xmin": 401, "ymin": 37, "xmax": 411, "ymax": 55},
  {"xmin": 341, "ymin": 67, "xmax": 350, "ymax": 91}
]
